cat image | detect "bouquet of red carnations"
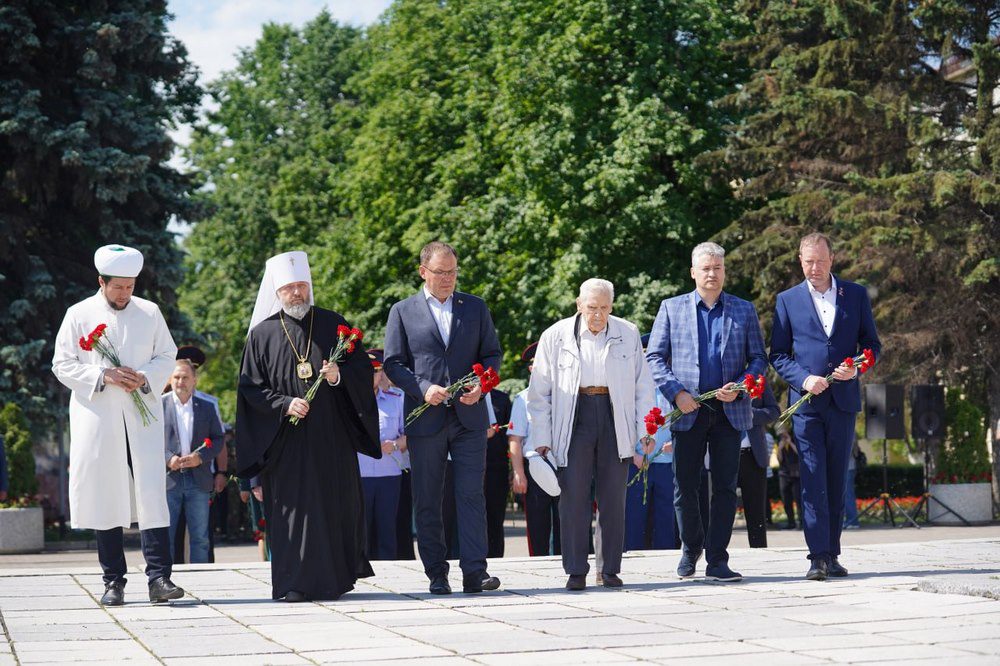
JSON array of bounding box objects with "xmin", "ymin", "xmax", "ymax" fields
[
  {"xmin": 776, "ymin": 349, "xmax": 874, "ymax": 427},
  {"xmin": 405, "ymin": 363, "xmax": 500, "ymax": 426},
  {"xmin": 290, "ymin": 325, "xmax": 364, "ymax": 425},
  {"xmin": 79, "ymin": 323, "xmax": 156, "ymax": 426},
  {"xmin": 628, "ymin": 374, "xmax": 767, "ymax": 503}
]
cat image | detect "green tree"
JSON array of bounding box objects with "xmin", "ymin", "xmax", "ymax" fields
[
  {"xmin": 0, "ymin": 1, "xmax": 201, "ymax": 432},
  {"xmin": 182, "ymin": 0, "xmax": 749, "ymax": 411},
  {"xmin": 707, "ymin": 1, "xmax": 998, "ymax": 465},
  {"xmin": 340, "ymin": 0, "xmax": 748, "ymax": 368},
  {"xmin": 181, "ymin": 13, "xmax": 363, "ymax": 422},
  {"xmin": 936, "ymin": 389, "xmax": 990, "ymax": 484}
]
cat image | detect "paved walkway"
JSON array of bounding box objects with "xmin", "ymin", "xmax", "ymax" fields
[{"xmin": 1, "ymin": 536, "xmax": 999, "ymax": 665}]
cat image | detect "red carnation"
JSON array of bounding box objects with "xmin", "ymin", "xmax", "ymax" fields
[
  {"xmin": 472, "ymin": 363, "xmax": 485, "ymax": 377},
  {"xmin": 351, "ymin": 328, "xmax": 363, "ymax": 342},
  {"xmin": 258, "ymin": 518, "xmax": 266, "ymax": 529},
  {"xmin": 79, "ymin": 336, "xmax": 92, "ymax": 352},
  {"xmin": 337, "ymin": 324, "xmax": 350, "ymax": 338},
  {"xmin": 203, "ymin": 438, "xmax": 212, "ymax": 449},
  {"xmin": 844, "ymin": 357, "xmax": 854, "ymax": 368}
]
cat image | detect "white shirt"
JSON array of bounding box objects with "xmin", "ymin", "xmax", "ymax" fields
[
  {"xmin": 171, "ymin": 392, "xmax": 194, "ymax": 456},
  {"xmin": 808, "ymin": 274, "xmax": 837, "ymax": 338},
  {"xmin": 579, "ymin": 325, "xmax": 608, "ymax": 387},
  {"xmin": 423, "ymin": 286, "xmax": 453, "ymax": 347}
]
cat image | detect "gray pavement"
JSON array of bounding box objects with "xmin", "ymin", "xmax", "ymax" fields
[{"xmin": 1, "ymin": 530, "xmax": 999, "ymax": 665}]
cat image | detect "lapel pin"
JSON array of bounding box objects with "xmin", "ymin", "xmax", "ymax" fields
[{"xmin": 838, "ymin": 287, "xmax": 844, "ymax": 297}]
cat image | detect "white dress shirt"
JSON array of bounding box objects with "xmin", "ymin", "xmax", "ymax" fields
[
  {"xmin": 579, "ymin": 326, "xmax": 609, "ymax": 387},
  {"xmin": 423, "ymin": 286, "xmax": 453, "ymax": 347},
  {"xmin": 171, "ymin": 392, "xmax": 194, "ymax": 455},
  {"xmin": 808, "ymin": 274, "xmax": 837, "ymax": 338}
]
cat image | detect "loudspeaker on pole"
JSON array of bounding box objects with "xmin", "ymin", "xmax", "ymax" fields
[
  {"xmin": 910, "ymin": 384, "xmax": 946, "ymax": 439},
  {"xmin": 865, "ymin": 384, "xmax": 905, "ymax": 440}
]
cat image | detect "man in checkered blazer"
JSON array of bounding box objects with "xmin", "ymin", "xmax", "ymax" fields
[{"xmin": 646, "ymin": 242, "xmax": 768, "ymax": 582}]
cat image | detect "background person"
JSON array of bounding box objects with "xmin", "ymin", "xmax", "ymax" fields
[{"xmin": 162, "ymin": 358, "xmax": 225, "ymax": 563}]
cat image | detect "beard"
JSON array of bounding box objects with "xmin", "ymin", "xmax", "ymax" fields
[
  {"xmin": 282, "ymin": 302, "xmax": 311, "ymax": 319},
  {"xmin": 104, "ymin": 295, "xmax": 128, "ymax": 311}
]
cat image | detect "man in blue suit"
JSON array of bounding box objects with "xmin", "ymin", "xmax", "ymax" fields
[
  {"xmin": 646, "ymin": 242, "xmax": 768, "ymax": 582},
  {"xmin": 770, "ymin": 232, "xmax": 880, "ymax": 581},
  {"xmin": 384, "ymin": 241, "xmax": 503, "ymax": 595}
]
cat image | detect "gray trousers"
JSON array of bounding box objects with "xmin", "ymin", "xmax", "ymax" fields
[{"xmin": 558, "ymin": 394, "xmax": 629, "ymax": 576}]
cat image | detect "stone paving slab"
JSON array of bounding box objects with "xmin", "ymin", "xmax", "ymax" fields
[{"xmin": 1, "ymin": 537, "xmax": 999, "ymax": 664}]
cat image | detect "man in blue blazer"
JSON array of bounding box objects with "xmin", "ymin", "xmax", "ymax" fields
[
  {"xmin": 384, "ymin": 241, "xmax": 503, "ymax": 595},
  {"xmin": 770, "ymin": 232, "xmax": 880, "ymax": 581},
  {"xmin": 646, "ymin": 242, "xmax": 768, "ymax": 582},
  {"xmin": 162, "ymin": 359, "xmax": 225, "ymax": 564}
]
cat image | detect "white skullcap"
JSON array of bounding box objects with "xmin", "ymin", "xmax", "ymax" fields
[
  {"xmin": 247, "ymin": 251, "xmax": 314, "ymax": 334},
  {"xmin": 94, "ymin": 245, "xmax": 143, "ymax": 278}
]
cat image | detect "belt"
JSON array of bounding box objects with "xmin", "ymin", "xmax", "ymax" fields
[{"xmin": 578, "ymin": 386, "xmax": 610, "ymax": 396}]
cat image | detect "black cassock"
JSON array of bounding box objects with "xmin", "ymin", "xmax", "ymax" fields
[{"xmin": 236, "ymin": 306, "xmax": 380, "ymax": 600}]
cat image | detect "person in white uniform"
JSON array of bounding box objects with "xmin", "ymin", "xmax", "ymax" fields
[{"xmin": 52, "ymin": 244, "xmax": 183, "ymax": 606}]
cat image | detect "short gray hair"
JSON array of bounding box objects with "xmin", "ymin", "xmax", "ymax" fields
[
  {"xmin": 578, "ymin": 278, "xmax": 614, "ymax": 301},
  {"xmin": 691, "ymin": 242, "xmax": 725, "ymax": 266},
  {"xmin": 174, "ymin": 358, "xmax": 197, "ymax": 375}
]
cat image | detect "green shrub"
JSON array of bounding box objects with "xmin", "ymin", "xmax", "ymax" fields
[
  {"xmin": 0, "ymin": 402, "xmax": 38, "ymax": 503},
  {"xmin": 933, "ymin": 390, "xmax": 991, "ymax": 484}
]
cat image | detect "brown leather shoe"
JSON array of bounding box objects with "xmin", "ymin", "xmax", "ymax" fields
[
  {"xmin": 566, "ymin": 574, "xmax": 586, "ymax": 591},
  {"xmin": 601, "ymin": 573, "xmax": 623, "ymax": 588}
]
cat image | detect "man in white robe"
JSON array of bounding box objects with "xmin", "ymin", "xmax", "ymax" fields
[{"xmin": 52, "ymin": 244, "xmax": 183, "ymax": 606}]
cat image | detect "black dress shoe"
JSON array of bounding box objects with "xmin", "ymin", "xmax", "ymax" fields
[
  {"xmin": 566, "ymin": 574, "xmax": 586, "ymax": 591},
  {"xmin": 429, "ymin": 576, "xmax": 452, "ymax": 595},
  {"xmin": 677, "ymin": 550, "xmax": 702, "ymax": 578},
  {"xmin": 148, "ymin": 577, "xmax": 185, "ymax": 603},
  {"xmin": 284, "ymin": 590, "xmax": 307, "ymax": 603},
  {"xmin": 601, "ymin": 573, "xmax": 623, "ymax": 588},
  {"xmin": 806, "ymin": 559, "xmax": 828, "ymax": 581},
  {"xmin": 100, "ymin": 580, "xmax": 125, "ymax": 606},
  {"xmin": 463, "ymin": 574, "xmax": 501, "ymax": 593},
  {"xmin": 828, "ymin": 557, "xmax": 848, "ymax": 577}
]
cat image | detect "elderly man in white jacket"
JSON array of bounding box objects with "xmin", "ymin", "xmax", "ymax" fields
[{"xmin": 527, "ymin": 278, "xmax": 655, "ymax": 590}]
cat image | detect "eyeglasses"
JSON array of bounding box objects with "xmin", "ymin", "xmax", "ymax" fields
[{"xmin": 421, "ymin": 266, "xmax": 460, "ymax": 277}]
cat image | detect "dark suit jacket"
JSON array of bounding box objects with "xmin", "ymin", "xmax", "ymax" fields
[
  {"xmin": 384, "ymin": 290, "xmax": 502, "ymax": 436},
  {"xmin": 746, "ymin": 384, "xmax": 779, "ymax": 469},
  {"xmin": 162, "ymin": 393, "xmax": 225, "ymax": 493},
  {"xmin": 770, "ymin": 276, "xmax": 881, "ymax": 414}
]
